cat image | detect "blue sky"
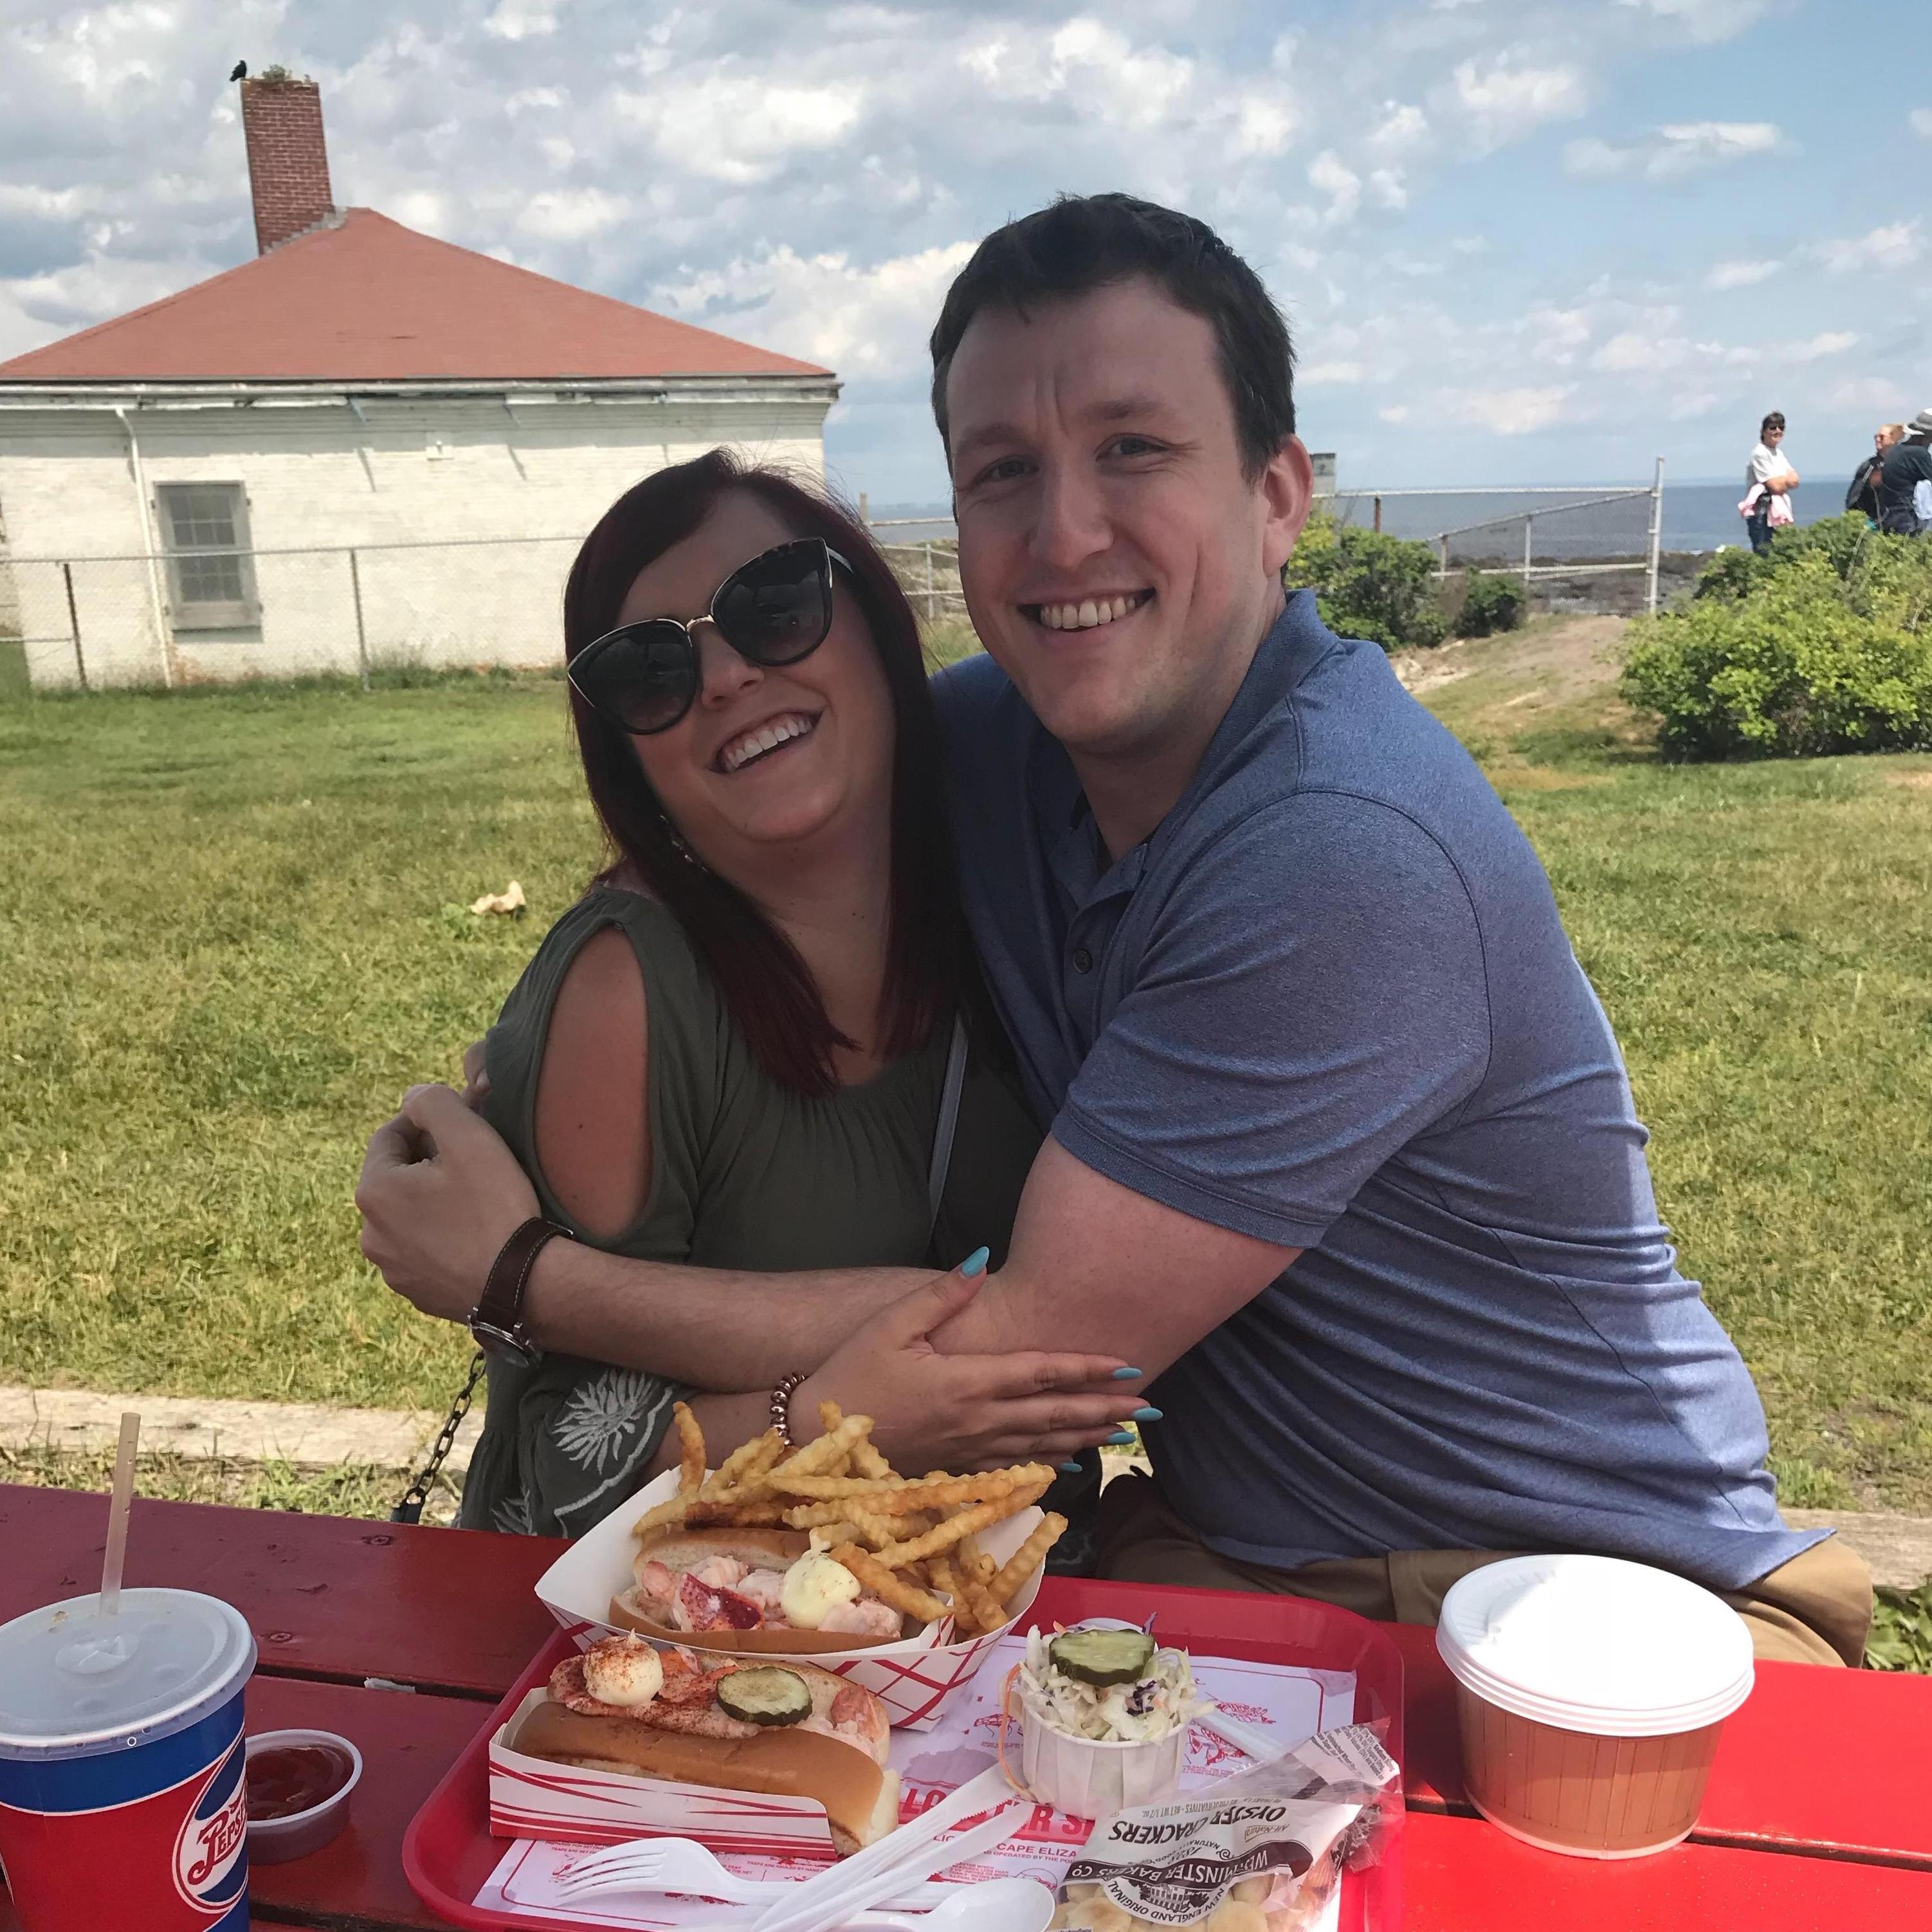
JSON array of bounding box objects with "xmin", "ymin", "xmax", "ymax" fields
[{"xmin": 0, "ymin": 0, "xmax": 1924, "ymax": 503}]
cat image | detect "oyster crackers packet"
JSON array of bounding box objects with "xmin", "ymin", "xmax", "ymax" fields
[{"xmin": 1051, "ymin": 1725, "xmax": 1398, "ymax": 1931}]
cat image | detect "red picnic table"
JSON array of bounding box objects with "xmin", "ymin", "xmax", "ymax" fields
[{"xmin": 4, "ymin": 1482, "xmax": 1931, "ymax": 1930}]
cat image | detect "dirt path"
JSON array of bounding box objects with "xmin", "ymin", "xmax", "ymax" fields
[{"xmin": 1390, "ymin": 613, "xmax": 1628, "ymax": 703}]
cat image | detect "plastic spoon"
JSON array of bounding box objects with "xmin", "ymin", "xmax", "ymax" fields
[{"xmin": 846, "ymin": 1877, "xmax": 1055, "ymax": 1931}]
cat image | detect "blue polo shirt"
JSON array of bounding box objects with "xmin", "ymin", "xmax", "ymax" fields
[{"xmin": 934, "ymin": 591, "xmax": 1816, "ymax": 1592}]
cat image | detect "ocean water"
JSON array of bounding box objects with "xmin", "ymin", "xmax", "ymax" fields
[{"xmin": 871, "ymin": 478, "xmax": 1852, "ymax": 560}]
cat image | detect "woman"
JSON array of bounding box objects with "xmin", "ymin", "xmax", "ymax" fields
[
  {"xmin": 459, "ymin": 451, "xmax": 1140, "ymax": 1537},
  {"xmin": 1741, "ymin": 410, "xmax": 1799, "ymax": 556}
]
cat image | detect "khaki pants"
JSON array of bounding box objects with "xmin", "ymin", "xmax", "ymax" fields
[{"xmin": 1094, "ymin": 1475, "xmax": 1873, "ymax": 1668}]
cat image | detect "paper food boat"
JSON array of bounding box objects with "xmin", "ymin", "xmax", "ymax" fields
[
  {"xmin": 489, "ymin": 1688, "xmax": 868, "ymax": 1856},
  {"xmin": 534, "ymin": 1467, "xmax": 1045, "ymax": 1730}
]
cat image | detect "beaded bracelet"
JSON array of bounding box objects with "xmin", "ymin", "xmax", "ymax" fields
[{"xmin": 769, "ymin": 1370, "xmax": 807, "ymax": 1450}]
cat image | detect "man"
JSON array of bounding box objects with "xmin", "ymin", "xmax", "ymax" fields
[
  {"xmin": 1846, "ymin": 423, "xmax": 1904, "ymax": 523},
  {"xmin": 359, "ymin": 194, "xmax": 1867, "ymax": 1666},
  {"xmin": 1876, "ymin": 408, "xmax": 1932, "ymax": 534}
]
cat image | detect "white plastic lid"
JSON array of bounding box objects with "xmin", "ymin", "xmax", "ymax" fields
[
  {"xmin": 1436, "ymin": 1554, "xmax": 1753, "ymax": 1738},
  {"xmin": 0, "ymin": 1590, "xmax": 256, "ymax": 1760}
]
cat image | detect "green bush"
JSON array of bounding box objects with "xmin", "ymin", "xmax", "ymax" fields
[
  {"xmin": 1457, "ymin": 569, "xmax": 1527, "ymax": 638},
  {"xmin": 1289, "ymin": 508, "xmax": 1448, "ymax": 651},
  {"xmin": 1621, "ymin": 527, "xmax": 1932, "ymax": 759},
  {"xmin": 1693, "ymin": 512, "xmax": 1879, "ymax": 604}
]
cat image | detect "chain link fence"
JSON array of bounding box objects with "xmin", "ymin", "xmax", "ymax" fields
[
  {"xmin": 2, "ymin": 529, "xmax": 974, "ymax": 693},
  {"xmin": 1326, "ymin": 464, "xmax": 1668, "ymax": 616},
  {"xmin": 2, "ymin": 534, "xmax": 581, "ymax": 692}
]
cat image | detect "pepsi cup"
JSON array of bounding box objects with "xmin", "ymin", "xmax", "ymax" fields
[{"xmin": 0, "ymin": 1588, "xmax": 255, "ymax": 1930}]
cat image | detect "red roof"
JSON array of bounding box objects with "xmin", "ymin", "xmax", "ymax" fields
[{"xmin": 0, "ymin": 208, "xmax": 829, "ymax": 383}]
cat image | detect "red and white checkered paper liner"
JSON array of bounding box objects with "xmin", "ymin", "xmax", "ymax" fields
[{"xmin": 534, "ymin": 1468, "xmax": 1044, "ymax": 1730}]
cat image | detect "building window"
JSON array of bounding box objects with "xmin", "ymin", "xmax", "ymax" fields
[{"xmin": 156, "ymin": 482, "xmax": 260, "ymax": 630}]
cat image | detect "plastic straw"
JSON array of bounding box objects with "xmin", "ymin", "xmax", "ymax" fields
[{"xmin": 100, "ymin": 1410, "xmax": 140, "ymax": 1616}]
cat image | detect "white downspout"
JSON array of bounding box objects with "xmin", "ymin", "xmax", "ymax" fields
[{"xmin": 113, "ymin": 405, "xmax": 174, "ymax": 688}]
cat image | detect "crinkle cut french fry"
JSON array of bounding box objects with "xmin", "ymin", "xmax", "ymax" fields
[
  {"xmin": 632, "ymin": 1496, "xmax": 689, "ymax": 1537},
  {"xmin": 841, "ymin": 1465, "xmax": 1053, "ymax": 1517},
  {"xmin": 850, "ymin": 1435, "xmax": 895, "ymax": 1482},
  {"xmin": 769, "ymin": 1414, "xmax": 873, "ymax": 1485},
  {"xmin": 875, "ymin": 1493, "xmax": 1034, "ymax": 1568},
  {"xmin": 767, "ymin": 1472, "xmax": 910, "ymax": 1500},
  {"xmin": 700, "ymin": 1428, "xmax": 776, "ymax": 1500},
  {"xmin": 673, "ymin": 1401, "xmax": 706, "ymax": 1501},
  {"xmin": 683, "ymin": 1499, "xmax": 789, "ymax": 1527},
  {"xmin": 987, "ymin": 1511, "xmax": 1067, "ymax": 1610},
  {"xmin": 783, "ymin": 1499, "xmax": 866, "ymax": 1530},
  {"xmin": 827, "ymin": 1542, "xmax": 947, "ymax": 1625},
  {"xmin": 818, "ymin": 1398, "xmax": 845, "ymax": 1438}
]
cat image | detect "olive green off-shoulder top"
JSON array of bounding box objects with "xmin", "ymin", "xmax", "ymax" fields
[{"xmin": 459, "ymin": 888, "xmax": 1041, "ymax": 1539}]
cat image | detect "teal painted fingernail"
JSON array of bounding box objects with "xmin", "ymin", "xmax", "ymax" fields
[
  {"xmin": 1104, "ymin": 1430, "xmax": 1136, "ymax": 1446},
  {"xmin": 1111, "ymin": 1367, "xmax": 1144, "ymax": 1380},
  {"xmin": 959, "ymin": 1246, "xmax": 990, "ymax": 1277},
  {"xmin": 1059, "ymin": 1461, "xmax": 1084, "ymax": 1473},
  {"xmin": 1133, "ymin": 1407, "xmax": 1163, "ymax": 1422}
]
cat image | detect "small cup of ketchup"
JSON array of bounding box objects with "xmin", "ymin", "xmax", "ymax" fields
[{"xmin": 244, "ymin": 1728, "xmax": 362, "ymax": 1864}]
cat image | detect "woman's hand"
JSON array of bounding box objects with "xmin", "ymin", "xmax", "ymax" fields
[
  {"xmin": 797, "ymin": 1263, "xmax": 1148, "ymax": 1474},
  {"xmin": 356, "ymin": 1084, "xmax": 539, "ymax": 1323}
]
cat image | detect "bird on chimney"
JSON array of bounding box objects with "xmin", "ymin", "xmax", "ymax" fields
[{"xmin": 229, "ymin": 60, "xmax": 247, "ymax": 82}]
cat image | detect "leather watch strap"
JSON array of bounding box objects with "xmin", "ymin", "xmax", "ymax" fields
[{"xmin": 468, "ymin": 1216, "xmax": 569, "ymax": 1365}]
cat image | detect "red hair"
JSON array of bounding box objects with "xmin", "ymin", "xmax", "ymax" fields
[{"xmin": 561, "ymin": 450, "xmax": 965, "ymax": 1097}]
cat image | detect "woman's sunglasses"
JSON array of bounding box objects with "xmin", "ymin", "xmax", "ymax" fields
[{"xmin": 569, "ymin": 537, "xmax": 852, "ymax": 737}]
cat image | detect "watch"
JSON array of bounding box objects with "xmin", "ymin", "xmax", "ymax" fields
[{"xmin": 468, "ymin": 1217, "xmax": 570, "ymax": 1367}]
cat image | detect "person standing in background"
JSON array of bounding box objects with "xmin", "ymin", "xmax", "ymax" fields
[
  {"xmin": 1742, "ymin": 411, "xmax": 1799, "ymax": 555},
  {"xmin": 1846, "ymin": 424, "xmax": 1904, "ymax": 523},
  {"xmin": 1876, "ymin": 409, "xmax": 1932, "ymax": 536}
]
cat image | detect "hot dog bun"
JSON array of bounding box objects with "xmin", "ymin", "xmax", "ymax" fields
[
  {"xmin": 613, "ymin": 1527, "xmax": 913, "ymax": 1654},
  {"xmin": 513, "ymin": 1695, "xmax": 901, "ymax": 1856}
]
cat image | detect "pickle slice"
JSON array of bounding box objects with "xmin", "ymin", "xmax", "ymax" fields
[
  {"xmin": 1048, "ymin": 1628, "xmax": 1156, "ymax": 1688},
  {"xmin": 716, "ymin": 1666, "xmax": 812, "ymax": 1727}
]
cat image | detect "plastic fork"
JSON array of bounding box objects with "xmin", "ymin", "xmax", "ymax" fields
[{"xmin": 556, "ymin": 1837, "xmax": 954, "ymax": 1908}]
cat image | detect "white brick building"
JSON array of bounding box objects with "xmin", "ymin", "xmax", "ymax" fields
[{"xmin": 0, "ymin": 80, "xmax": 835, "ymax": 691}]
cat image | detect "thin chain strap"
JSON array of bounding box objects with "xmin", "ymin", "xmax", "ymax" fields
[{"xmin": 391, "ymin": 1349, "xmax": 486, "ymax": 1526}]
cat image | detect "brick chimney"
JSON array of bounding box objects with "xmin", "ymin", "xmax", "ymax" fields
[{"xmin": 239, "ymin": 75, "xmax": 334, "ymax": 253}]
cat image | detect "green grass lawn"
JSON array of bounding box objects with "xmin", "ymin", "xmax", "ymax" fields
[{"xmin": 3, "ymin": 626, "xmax": 1929, "ymax": 1517}]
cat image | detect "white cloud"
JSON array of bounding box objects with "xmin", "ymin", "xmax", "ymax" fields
[
  {"xmin": 1565, "ymin": 121, "xmax": 1782, "ymax": 180},
  {"xmin": 1446, "ymin": 57, "xmax": 1586, "ymax": 154},
  {"xmin": 653, "ymin": 241, "xmax": 975, "ymax": 381},
  {"xmin": 516, "ymin": 188, "xmax": 627, "ymax": 242},
  {"xmin": 1366, "ymin": 104, "xmax": 1429, "ymax": 158},
  {"xmin": 1308, "ymin": 150, "xmax": 1361, "ymax": 226},
  {"xmin": 622, "ymin": 77, "xmax": 866, "ymax": 185},
  {"xmin": 1782, "ymin": 330, "xmax": 1857, "ymax": 363},
  {"xmin": 1810, "ymin": 219, "xmax": 1923, "ymax": 275},
  {"xmin": 1824, "ymin": 376, "xmax": 1911, "ymax": 415},
  {"xmin": 1594, "ymin": 331, "xmax": 1690, "ymax": 372},
  {"xmin": 1378, "ymin": 405, "xmax": 1410, "ymax": 424},
  {"xmin": 1441, "ymin": 385, "xmax": 1575, "ymax": 434},
  {"xmin": 484, "ymin": 0, "xmax": 561, "ymax": 41},
  {"xmin": 1911, "ymin": 108, "xmax": 1932, "ymax": 140},
  {"xmin": 1705, "ymin": 257, "xmax": 1780, "ymax": 289},
  {"xmin": 1618, "ymin": 0, "xmax": 1771, "ymax": 42},
  {"xmin": 1300, "ymin": 361, "xmax": 1365, "ymax": 386}
]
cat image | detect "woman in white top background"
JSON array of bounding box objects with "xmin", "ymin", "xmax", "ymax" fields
[{"xmin": 1744, "ymin": 410, "xmax": 1800, "ymax": 554}]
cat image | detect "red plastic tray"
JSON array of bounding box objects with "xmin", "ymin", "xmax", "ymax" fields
[{"xmin": 404, "ymin": 1577, "xmax": 1406, "ymax": 1931}]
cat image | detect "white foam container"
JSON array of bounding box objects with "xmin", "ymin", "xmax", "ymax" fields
[
  {"xmin": 1437, "ymin": 1553, "xmax": 1755, "ymax": 1859},
  {"xmin": 535, "ymin": 1468, "xmax": 1046, "ymax": 1730},
  {"xmin": 1436, "ymin": 1554, "xmax": 1754, "ymax": 1738}
]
